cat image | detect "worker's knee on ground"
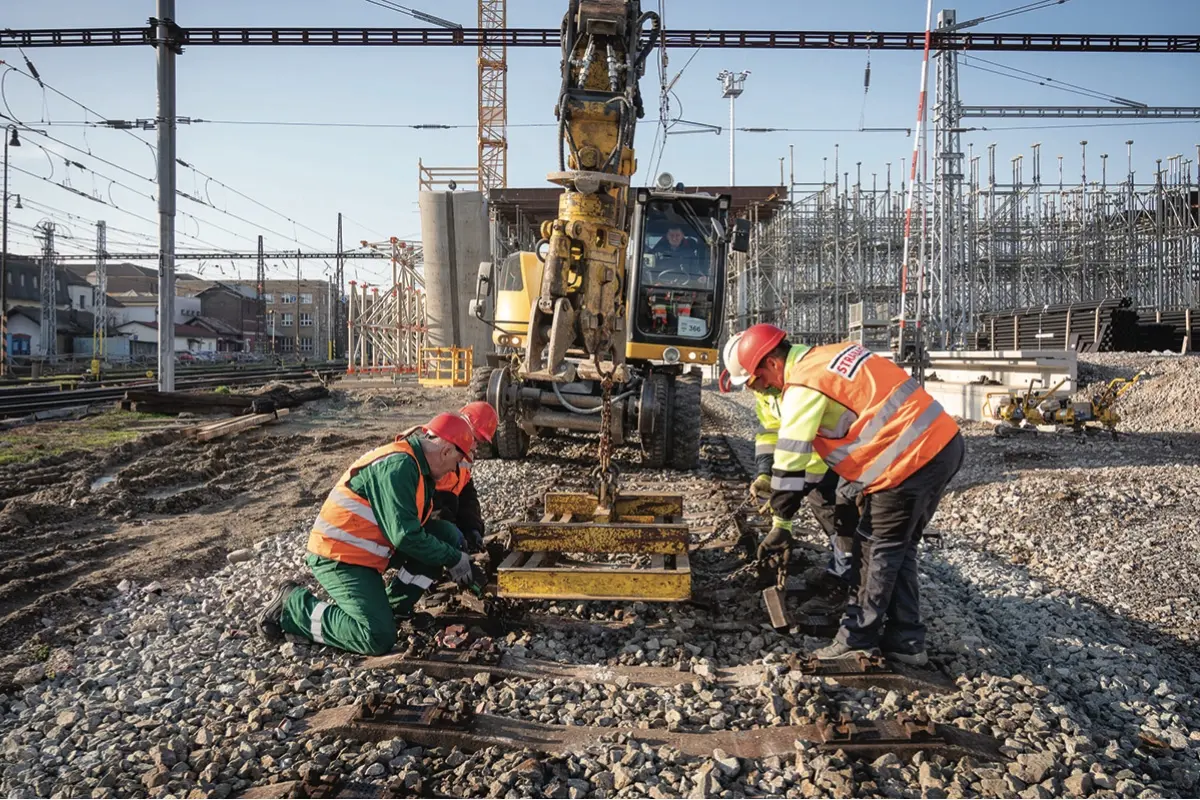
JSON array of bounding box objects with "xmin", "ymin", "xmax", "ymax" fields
[{"xmin": 362, "ymin": 618, "xmax": 397, "ymax": 656}]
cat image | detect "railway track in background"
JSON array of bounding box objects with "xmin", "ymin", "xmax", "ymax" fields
[{"xmin": 0, "ymin": 362, "xmax": 346, "ymax": 419}]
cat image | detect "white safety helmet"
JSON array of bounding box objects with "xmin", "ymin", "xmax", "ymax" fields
[{"xmin": 722, "ymin": 332, "xmax": 752, "ymax": 388}]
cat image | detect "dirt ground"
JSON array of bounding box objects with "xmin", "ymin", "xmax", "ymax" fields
[{"xmin": 0, "ymin": 380, "xmax": 467, "ymax": 657}]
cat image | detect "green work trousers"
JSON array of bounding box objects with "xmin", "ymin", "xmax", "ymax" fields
[{"xmin": 280, "ymin": 520, "xmax": 462, "ymax": 655}]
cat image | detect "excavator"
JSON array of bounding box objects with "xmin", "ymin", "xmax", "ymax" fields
[{"xmin": 468, "ymin": 0, "xmax": 749, "ymax": 603}]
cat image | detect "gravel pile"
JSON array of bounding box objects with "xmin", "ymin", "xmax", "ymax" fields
[
  {"xmin": 1074, "ymin": 352, "xmax": 1200, "ymax": 433},
  {"xmin": 2, "ymin": 374, "xmax": 1198, "ymax": 798}
]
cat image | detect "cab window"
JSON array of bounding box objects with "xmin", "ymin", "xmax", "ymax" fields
[
  {"xmin": 635, "ymin": 207, "xmax": 716, "ymax": 340},
  {"xmin": 498, "ymin": 252, "xmax": 524, "ymax": 291}
]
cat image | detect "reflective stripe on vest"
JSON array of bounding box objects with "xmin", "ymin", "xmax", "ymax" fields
[
  {"xmin": 784, "ymin": 343, "xmax": 958, "ymax": 492},
  {"xmin": 306, "ymin": 438, "xmax": 430, "ymax": 573}
]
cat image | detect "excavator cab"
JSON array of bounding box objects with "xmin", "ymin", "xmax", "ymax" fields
[{"xmin": 626, "ymin": 188, "xmax": 733, "ymax": 368}]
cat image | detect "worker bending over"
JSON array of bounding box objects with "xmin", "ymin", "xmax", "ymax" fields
[
  {"xmin": 722, "ymin": 333, "xmax": 857, "ymax": 600},
  {"xmin": 258, "ymin": 413, "xmax": 486, "ymax": 655},
  {"xmin": 736, "ymin": 324, "xmax": 964, "ymax": 665},
  {"xmin": 431, "ymin": 402, "xmax": 497, "ymax": 553}
]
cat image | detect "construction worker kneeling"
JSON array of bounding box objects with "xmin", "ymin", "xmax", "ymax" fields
[{"xmin": 258, "ymin": 412, "xmax": 486, "ymax": 656}]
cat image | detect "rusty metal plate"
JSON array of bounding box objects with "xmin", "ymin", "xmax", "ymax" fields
[
  {"xmin": 306, "ymin": 707, "xmax": 1006, "ymax": 764},
  {"xmin": 762, "ymin": 586, "xmax": 790, "ymax": 630}
]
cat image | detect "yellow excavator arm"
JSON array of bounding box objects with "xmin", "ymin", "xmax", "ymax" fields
[{"xmin": 521, "ymin": 0, "xmax": 660, "ymax": 383}]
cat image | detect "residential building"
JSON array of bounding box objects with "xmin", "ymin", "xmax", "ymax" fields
[
  {"xmin": 116, "ymin": 321, "xmax": 219, "ymax": 355},
  {"xmin": 231, "ymin": 279, "xmax": 333, "ymax": 358},
  {"xmin": 91, "ymin": 263, "xmax": 199, "ymax": 294},
  {"xmin": 3, "ymin": 255, "xmax": 114, "ymax": 358},
  {"xmin": 108, "ymin": 290, "xmax": 202, "ymax": 326},
  {"xmin": 188, "ymin": 283, "xmax": 261, "ymax": 351}
]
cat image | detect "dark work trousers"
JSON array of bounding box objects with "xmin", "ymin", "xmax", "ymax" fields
[
  {"xmin": 836, "ymin": 432, "xmax": 965, "ymax": 652},
  {"xmin": 804, "ymin": 470, "xmax": 858, "ymax": 582}
]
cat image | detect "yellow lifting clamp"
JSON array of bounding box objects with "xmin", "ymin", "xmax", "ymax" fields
[{"xmin": 496, "ymin": 490, "xmax": 691, "ymax": 602}]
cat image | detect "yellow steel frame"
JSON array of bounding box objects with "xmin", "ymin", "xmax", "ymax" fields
[
  {"xmin": 497, "ymin": 491, "xmax": 692, "ymax": 602},
  {"xmin": 418, "ymin": 346, "xmax": 474, "ymax": 387}
]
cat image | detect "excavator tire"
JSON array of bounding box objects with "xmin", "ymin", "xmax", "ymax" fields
[
  {"xmin": 468, "ymin": 367, "xmax": 496, "ymax": 460},
  {"xmin": 669, "ymin": 371, "xmax": 702, "ymax": 471},
  {"xmin": 641, "ymin": 372, "xmax": 671, "ymax": 469},
  {"xmin": 481, "ymin": 365, "xmax": 530, "ymax": 460}
]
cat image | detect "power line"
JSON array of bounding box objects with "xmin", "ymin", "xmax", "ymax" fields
[
  {"xmin": 959, "ymin": 56, "xmax": 1139, "ymax": 106},
  {"xmin": 2, "ymin": 62, "xmax": 333, "ymax": 252}
]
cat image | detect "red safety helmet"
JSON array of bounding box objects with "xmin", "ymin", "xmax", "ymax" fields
[
  {"xmin": 736, "ymin": 323, "xmax": 788, "ymax": 378},
  {"xmin": 459, "ymin": 401, "xmax": 498, "ymax": 444},
  {"xmin": 423, "ymin": 412, "xmax": 477, "ymax": 462}
]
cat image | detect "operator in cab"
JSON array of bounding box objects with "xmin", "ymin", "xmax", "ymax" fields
[
  {"xmin": 736, "ymin": 324, "xmax": 964, "ymax": 667},
  {"xmin": 652, "ymin": 224, "xmax": 702, "ymax": 260}
]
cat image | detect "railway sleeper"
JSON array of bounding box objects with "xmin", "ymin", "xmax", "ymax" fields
[{"xmin": 305, "ymin": 699, "xmax": 1005, "ymax": 764}]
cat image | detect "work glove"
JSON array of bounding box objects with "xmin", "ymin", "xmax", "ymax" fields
[
  {"xmin": 450, "ymin": 525, "xmax": 468, "ymax": 551},
  {"xmin": 750, "ymin": 474, "xmax": 772, "ymax": 502},
  {"xmin": 447, "ymin": 551, "xmax": 473, "ymax": 586},
  {"xmin": 756, "ymin": 525, "xmax": 794, "ymax": 563},
  {"xmin": 466, "ymin": 563, "xmax": 488, "ymax": 596},
  {"xmin": 464, "ymin": 529, "xmax": 485, "ymax": 554}
]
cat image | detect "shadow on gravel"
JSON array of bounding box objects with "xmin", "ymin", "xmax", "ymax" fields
[
  {"xmin": 922, "ymin": 542, "xmax": 1200, "ymax": 791},
  {"xmin": 960, "ymin": 430, "xmax": 1200, "ymax": 476}
]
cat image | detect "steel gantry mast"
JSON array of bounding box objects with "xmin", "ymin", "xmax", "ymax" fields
[{"xmin": 926, "ymin": 7, "xmax": 1200, "ymax": 348}]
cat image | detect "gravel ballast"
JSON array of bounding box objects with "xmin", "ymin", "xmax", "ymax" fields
[{"xmin": 2, "ymin": 353, "xmax": 1198, "ymax": 798}]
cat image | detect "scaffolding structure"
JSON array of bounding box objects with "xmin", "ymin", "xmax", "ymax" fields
[
  {"xmin": 741, "ymin": 143, "xmax": 1199, "ymax": 348},
  {"xmin": 345, "ymin": 239, "xmax": 428, "ymax": 374},
  {"xmin": 735, "ymin": 10, "xmax": 1200, "ymax": 350},
  {"xmin": 733, "ymin": 159, "xmax": 908, "ymax": 345}
]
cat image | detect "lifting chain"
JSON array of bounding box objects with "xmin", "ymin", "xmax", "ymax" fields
[{"xmin": 593, "ymin": 354, "xmax": 620, "ymax": 510}]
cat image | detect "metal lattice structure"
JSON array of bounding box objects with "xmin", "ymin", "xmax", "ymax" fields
[
  {"xmin": 37, "ymin": 221, "xmax": 57, "ymax": 359},
  {"xmin": 737, "ymin": 141, "xmax": 1199, "ymax": 349},
  {"xmin": 346, "ymin": 239, "xmax": 427, "ymax": 374},
  {"xmin": 732, "ymin": 162, "xmax": 908, "ymax": 344},
  {"xmin": 92, "ymin": 221, "xmax": 108, "ymax": 361},
  {"xmin": 478, "ymin": 0, "xmax": 507, "ymax": 190}
]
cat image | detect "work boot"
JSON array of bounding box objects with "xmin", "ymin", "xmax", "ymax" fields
[
  {"xmin": 811, "ymin": 641, "xmax": 881, "ymax": 660},
  {"xmin": 881, "ymin": 638, "xmax": 929, "ymax": 667},
  {"xmin": 258, "ymin": 581, "xmax": 301, "ymax": 643},
  {"xmin": 802, "ymin": 566, "xmax": 849, "ymax": 596}
]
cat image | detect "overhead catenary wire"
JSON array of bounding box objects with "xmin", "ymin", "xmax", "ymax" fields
[
  {"xmin": 959, "ymin": 57, "xmax": 1136, "ymax": 105},
  {"xmin": 1, "ymin": 62, "xmax": 333, "ymax": 255}
]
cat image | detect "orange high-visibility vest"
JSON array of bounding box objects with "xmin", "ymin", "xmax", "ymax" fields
[
  {"xmin": 784, "ymin": 343, "xmax": 959, "ymax": 493},
  {"xmin": 306, "ymin": 438, "xmax": 431, "ymax": 572},
  {"xmin": 435, "ymin": 464, "xmax": 472, "ymax": 495}
]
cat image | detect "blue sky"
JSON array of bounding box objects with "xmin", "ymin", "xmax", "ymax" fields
[{"xmin": 2, "ymin": 0, "xmax": 1198, "ymax": 285}]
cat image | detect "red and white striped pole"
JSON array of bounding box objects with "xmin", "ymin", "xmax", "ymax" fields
[{"xmin": 897, "ymin": 0, "xmax": 935, "ymax": 363}]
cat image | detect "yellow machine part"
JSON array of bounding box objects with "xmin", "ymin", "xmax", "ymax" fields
[
  {"xmin": 492, "ymin": 251, "xmax": 543, "ymax": 348},
  {"xmin": 496, "ymin": 552, "xmax": 691, "ymax": 602},
  {"xmin": 625, "ymin": 341, "xmax": 716, "ymax": 365},
  {"xmin": 497, "ymin": 491, "xmax": 692, "ymax": 602}
]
